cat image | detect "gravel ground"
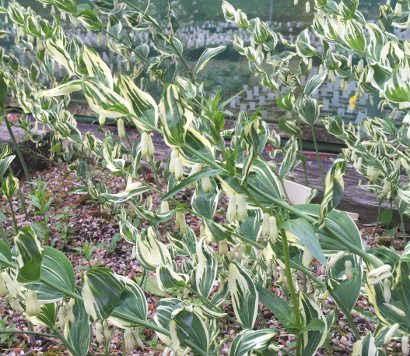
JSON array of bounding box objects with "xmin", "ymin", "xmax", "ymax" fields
[{"xmin": 0, "ymin": 163, "xmax": 406, "ymax": 355}]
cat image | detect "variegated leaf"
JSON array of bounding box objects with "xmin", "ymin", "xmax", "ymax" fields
[
  {"xmin": 82, "ymin": 46, "xmax": 113, "ymax": 89},
  {"xmin": 37, "ymin": 80, "xmax": 82, "ymax": 98},
  {"xmin": 2, "ymin": 174, "xmax": 19, "ymax": 200},
  {"xmin": 135, "ymin": 228, "xmax": 172, "ymax": 271},
  {"xmin": 157, "ymin": 264, "xmax": 189, "ymax": 290},
  {"xmin": 82, "ymin": 268, "xmax": 124, "ymax": 321},
  {"xmin": 229, "ymin": 329, "xmax": 278, "ymax": 356},
  {"xmin": 81, "ymin": 77, "xmax": 130, "ymax": 118},
  {"xmin": 45, "ymin": 37, "xmax": 76, "ymax": 77},
  {"xmin": 109, "ymin": 276, "xmax": 147, "ymax": 328},
  {"xmin": 196, "ymin": 237, "xmax": 217, "ymax": 298},
  {"xmin": 228, "ymin": 262, "xmax": 258, "ymax": 329},
  {"xmin": 14, "ymin": 226, "xmax": 43, "ymax": 283},
  {"xmin": 118, "ymin": 74, "xmax": 158, "ymax": 131},
  {"xmin": 194, "ymin": 45, "xmax": 226, "ymax": 75}
]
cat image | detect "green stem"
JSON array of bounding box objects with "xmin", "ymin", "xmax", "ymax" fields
[
  {"xmin": 331, "ymin": 294, "xmax": 361, "ymax": 340},
  {"xmin": 185, "ymin": 286, "xmax": 245, "ymax": 331},
  {"xmin": 0, "ymin": 330, "xmax": 57, "ymax": 338},
  {"xmin": 247, "ymin": 184, "xmax": 382, "ymax": 268},
  {"xmin": 281, "ymin": 229, "xmax": 302, "ymax": 356},
  {"xmin": 8, "ymin": 198, "xmax": 18, "ymax": 234},
  {"xmin": 53, "ymin": 328, "xmax": 81, "ymax": 356},
  {"xmin": 3, "ymin": 114, "xmax": 31, "ymax": 183},
  {"xmin": 297, "ymin": 122, "xmax": 308, "ymax": 187},
  {"xmin": 310, "ymin": 124, "xmax": 325, "ymax": 190},
  {"xmin": 290, "ymin": 261, "xmax": 361, "ymax": 340},
  {"xmin": 148, "ymin": 158, "xmax": 161, "ymax": 191}
]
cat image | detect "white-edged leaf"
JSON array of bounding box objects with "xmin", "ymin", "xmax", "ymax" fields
[
  {"xmin": 194, "ymin": 45, "xmax": 226, "ymax": 74},
  {"xmin": 195, "ymin": 237, "xmax": 217, "ymax": 298},
  {"xmin": 228, "ymin": 262, "xmax": 258, "ymax": 329}
]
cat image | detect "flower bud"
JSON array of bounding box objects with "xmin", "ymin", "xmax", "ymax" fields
[
  {"xmin": 226, "ymin": 194, "xmax": 237, "ymax": 222},
  {"xmin": 2, "ymin": 272, "xmax": 17, "ymax": 297},
  {"xmin": 124, "ymin": 328, "xmax": 135, "ymax": 353},
  {"xmin": 103, "ymin": 320, "xmax": 111, "ymax": 341},
  {"xmin": 294, "ymin": 0, "xmax": 298, "ymax": 5},
  {"xmin": 219, "ymin": 239, "xmax": 228, "ymax": 256},
  {"xmin": 99, "ymin": 115, "xmax": 106, "ymax": 126},
  {"xmin": 356, "ymin": 59, "xmax": 364, "ymax": 73},
  {"xmin": 189, "ymin": 164, "xmax": 201, "ymax": 188},
  {"xmin": 345, "ymin": 260, "xmax": 353, "ymax": 282},
  {"xmin": 178, "ymin": 213, "xmax": 188, "ymax": 234},
  {"xmin": 261, "ymin": 213, "xmax": 270, "ymax": 238},
  {"xmin": 131, "ymin": 244, "xmax": 137, "ymax": 259},
  {"xmin": 308, "ymin": 58, "xmax": 313, "ymax": 71},
  {"xmin": 269, "ymin": 216, "xmax": 278, "ymax": 243},
  {"xmin": 327, "ymin": 251, "xmax": 345, "ymax": 270},
  {"xmin": 117, "ymin": 119, "xmax": 125, "ymax": 140},
  {"xmin": 160, "ymin": 201, "xmax": 169, "ymax": 213},
  {"xmin": 141, "ymin": 132, "xmax": 150, "ymax": 157},
  {"xmin": 384, "ymin": 323, "xmax": 399, "ymax": 345},
  {"xmin": 25, "ymin": 290, "xmax": 41, "ymax": 317},
  {"xmin": 132, "ymin": 328, "xmax": 145, "ymax": 350},
  {"xmin": 236, "ymin": 194, "xmax": 248, "ymax": 222},
  {"xmin": 402, "ymin": 336, "xmax": 409, "ymax": 356},
  {"xmin": 394, "ymin": 3, "xmax": 402, "ymax": 17},
  {"xmin": 302, "ymin": 248, "xmax": 313, "ymax": 267},
  {"xmin": 96, "ymin": 322, "xmax": 104, "ymax": 344},
  {"xmin": 353, "ymin": 156, "xmax": 362, "ymax": 170},
  {"xmin": 383, "ymin": 279, "xmax": 391, "ymax": 303},
  {"xmin": 318, "ymin": 64, "xmax": 324, "ymax": 76},
  {"xmin": 347, "ymin": 55, "xmax": 352, "ymax": 68},
  {"xmin": 201, "ymin": 176, "xmax": 212, "ymax": 193},
  {"xmin": 306, "ymin": 1, "xmax": 311, "ymax": 14},
  {"xmin": 148, "ymin": 135, "xmax": 155, "ymax": 157},
  {"xmin": 368, "ymin": 265, "xmax": 392, "ymax": 279},
  {"xmin": 175, "ymin": 157, "xmax": 184, "ymax": 180},
  {"xmin": 10, "ymin": 298, "xmax": 23, "ymax": 313},
  {"xmin": 0, "ymin": 273, "xmax": 8, "ymax": 295}
]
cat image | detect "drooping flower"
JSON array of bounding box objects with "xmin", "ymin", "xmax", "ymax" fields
[
  {"xmin": 384, "ymin": 323, "xmax": 400, "ymax": 345},
  {"xmin": 345, "ymin": 260, "xmax": 353, "ymax": 282},
  {"xmin": 124, "ymin": 328, "xmax": 135, "ymax": 353},
  {"xmin": 236, "ymin": 194, "xmax": 248, "ymax": 222},
  {"xmin": 25, "ymin": 290, "xmax": 41, "ymax": 317},
  {"xmin": 226, "ymin": 194, "xmax": 237, "ymax": 222}
]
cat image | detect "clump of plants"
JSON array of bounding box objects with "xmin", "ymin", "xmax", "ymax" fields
[{"xmin": 0, "ymin": 0, "xmax": 409, "ymax": 355}]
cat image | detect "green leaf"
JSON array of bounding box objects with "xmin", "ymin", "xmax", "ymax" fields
[
  {"xmin": 194, "ymin": 45, "xmax": 226, "ymax": 75},
  {"xmin": 276, "ymin": 90, "xmax": 294, "ymax": 111},
  {"xmin": 320, "ymin": 158, "xmax": 346, "ymax": 224},
  {"xmin": 229, "ymin": 329, "xmax": 278, "ymax": 356},
  {"xmin": 101, "ymin": 186, "xmax": 151, "ymax": 203},
  {"xmin": 26, "ymin": 303, "xmax": 58, "ymax": 329},
  {"xmin": 31, "ymin": 246, "xmax": 76, "ymax": 303},
  {"xmin": 14, "ymin": 226, "xmax": 43, "ymax": 283},
  {"xmin": 296, "ymin": 96, "xmax": 320, "ymax": 126},
  {"xmin": 296, "ymin": 29, "xmax": 317, "ymax": 57},
  {"xmin": 0, "ymin": 72, "xmax": 7, "ymax": 109},
  {"xmin": 228, "ymin": 262, "xmax": 258, "ymax": 329},
  {"xmin": 157, "ymin": 264, "xmax": 189, "ymax": 290},
  {"xmin": 380, "ymin": 208, "xmax": 393, "ymax": 226},
  {"xmin": 237, "ymin": 209, "xmax": 262, "ymax": 243},
  {"xmin": 169, "ymin": 304, "xmax": 209, "ymax": 353},
  {"xmin": 299, "ymin": 293, "xmax": 328, "ymax": 356},
  {"xmin": 54, "ymin": 0, "xmax": 77, "ymax": 14},
  {"xmin": 66, "ymin": 300, "xmax": 92, "ymax": 356},
  {"xmin": 344, "ymin": 20, "xmax": 366, "ymax": 52},
  {"xmin": 328, "ymin": 255, "xmax": 362, "ymax": 313},
  {"xmin": 257, "ymin": 286, "xmax": 296, "ymax": 332},
  {"xmin": 0, "ymin": 241, "xmax": 13, "ymax": 269},
  {"xmin": 82, "ymin": 268, "xmax": 124, "ymax": 320},
  {"xmin": 109, "ymin": 276, "xmax": 148, "ymax": 328},
  {"xmin": 304, "ymin": 72, "xmax": 327, "ymax": 96},
  {"xmin": 196, "ymin": 237, "xmax": 217, "ymax": 298},
  {"xmin": 161, "ymin": 168, "xmax": 222, "ymax": 202},
  {"xmin": 279, "ymin": 218, "xmax": 327, "ymax": 266},
  {"xmin": 77, "ymin": 10, "xmax": 103, "ymax": 31}
]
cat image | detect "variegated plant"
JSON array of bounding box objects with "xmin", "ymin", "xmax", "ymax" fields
[{"xmin": 0, "ymin": 0, "xmax": 409, "ymax": 355}]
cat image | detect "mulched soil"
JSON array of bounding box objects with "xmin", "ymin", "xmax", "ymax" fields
[{"xmin": 0, "ymin": 163, "xmax": 406, "ymax": 355}]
